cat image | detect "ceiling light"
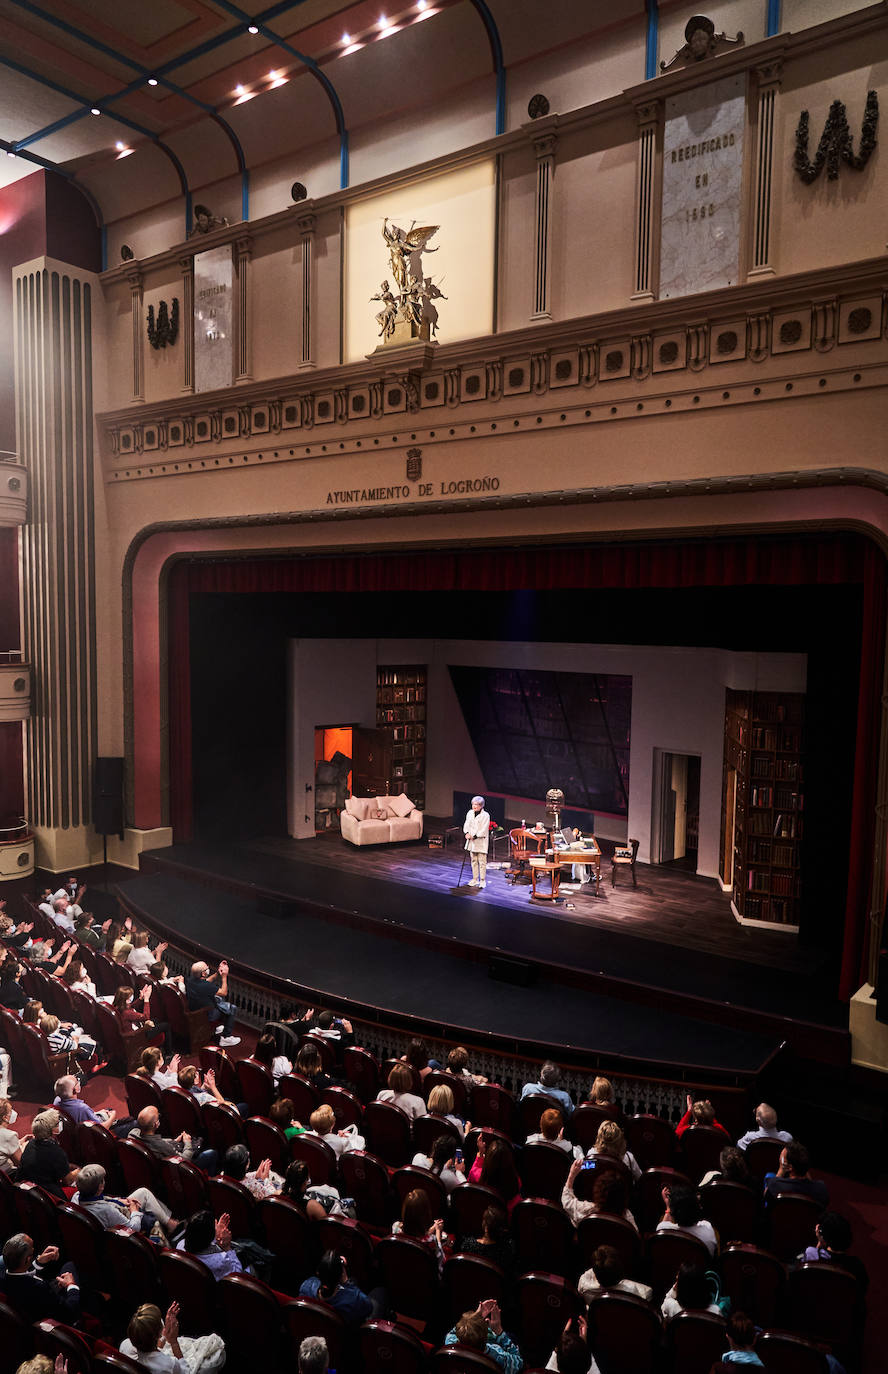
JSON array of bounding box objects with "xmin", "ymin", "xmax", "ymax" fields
[
  {"xmin": 248, "ymin": 24, "xmax": 259, "ymax": 34},
  {"xmin": 147, "ymin": 77, "xmax": 158, "ymax": 86},
  {"xmin": 341, "ymin": 32, "xmax": 351, "ymax": 44},
  {"xmin": 235, "ymin": 83, "xmax": 246, "ymax": 95},
  {"xmin": 417, "ymin": 0, "xmax": 427, "ymax": 9},
  {"xmin": 378, "ymin": 14, "xmax": 388, "ymax": 26},
  {"xmin": 90, "ymin": 106, "xmax": 101, "ymax": 115},
  {"xmin": 6, "ymin": 149, "xmax": 15, "ymax": 158},
  {"xmin": 115, "ymin": 141, "xmax": 126, "ymax": 151}
]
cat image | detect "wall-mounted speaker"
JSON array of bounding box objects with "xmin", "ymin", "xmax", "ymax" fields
[{"xmin": 93, "ymin": 756, "xmax": 124, "ymax": 838}]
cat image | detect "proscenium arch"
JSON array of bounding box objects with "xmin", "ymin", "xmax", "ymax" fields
[{"xmin": 0, "ymin": 136, "xmax": 106, "ymax": 262}]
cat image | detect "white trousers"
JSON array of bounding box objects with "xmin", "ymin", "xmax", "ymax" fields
[{"xmin": 470, "ymin": 852, "xmax": 488, "ymax": 882}]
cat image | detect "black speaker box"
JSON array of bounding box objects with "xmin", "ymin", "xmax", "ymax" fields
[
  {"xmin": 876, "ymin": 947, "xmax": 888, "ymax": 1025},
  {"xmin": 488, "ymin": 954, "xmax": 537, "ymax": 987},
  {"xmin": 93, "ymin": 756, "xmax": 124, "ymax": 837}
]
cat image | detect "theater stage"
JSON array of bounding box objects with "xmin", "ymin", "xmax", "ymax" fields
[{"xmin": 124, "ymin": 828, "xmax": 847, "ymax": 1080}]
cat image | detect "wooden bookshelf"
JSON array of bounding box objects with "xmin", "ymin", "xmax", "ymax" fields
[
  {"xmin": 376, "ymin": 665, "xmax": 427, "ymax": 808},
  {"xmin": 723, "ymin": 689, "xmax": 805, "ymax": 927}
]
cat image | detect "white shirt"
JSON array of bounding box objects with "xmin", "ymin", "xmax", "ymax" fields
[
  {"xmin": 376, "ymin": 1088, "xmax": 427, "ymax": 1119},
  {"xmin": 578, "ymin": 1272, "xmax": 652, "ymax": 1303},
  {"xmin": 127, "ymin": 947, "xmax": 157, "ymax": 974},
  {"xmin": 412, "ymin": 1151, "xmax": 466, "ymax": 1193},
  {"xmin": 463, "ymin": 808, "xmax": 491, "ymax": 853},
  {"xmin": 737, "ymin": 1125, "xmax": 793, "ymax": 1149},
  {"xmin": 119, "ymin": 1340, "xmax": 188, "ymax": 1373},
  {"xmin": 526, "ymin": 1132, "xmax": 583, "ymax": 1160},
  {"xmin": 656, "ymin": 1218, "xmax": 718, "ymax": 1256}
]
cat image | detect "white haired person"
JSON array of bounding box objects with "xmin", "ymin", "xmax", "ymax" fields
[
  {"xmin": 463, "ymin": 795, "xmax": 491, "ymax": 889},
  {"xmin": 120, "ymin": 1300, "xmax": 226, "ymax": 1371}
]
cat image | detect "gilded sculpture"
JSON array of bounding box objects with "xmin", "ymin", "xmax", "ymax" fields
[{"xmin": 371, "ymin": 218, "xmax": 446, "ymax": 345}]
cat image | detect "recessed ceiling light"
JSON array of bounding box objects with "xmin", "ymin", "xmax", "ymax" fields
[
  {"xmin": 115, "ymin": 141, "xmax": 126, "ymax": 151},
  {"xmin": 342, "ymin": 32, "xmax": 351, "ymax": 44},
  {"xmin": 248, "ymin": 24, "xmax": 259, "ymax": 34},
  {"xmin": 90, "ymin": 106, "xmax": 101, "ymax": 115},
  {"xmin": 268, "ymin": 70, "xmax": 278, "ymax": 81},
  {"xmin": 378, "ymin": 14, "xmax": 388, "ymax": 26},
  {"xmin": 235, "ymin": 84, "xmax": 245, "ymax": 95},
  {"xmin": 6, "ymin": 149, "xmax": 15, "ymax": 158},
  {"xmin": 417, "ymin": 0, "xmax": 427, "ymax": 9},
  {"xmin": 147, "ymin": 77, "xmax": 158, "ymax": 86}
]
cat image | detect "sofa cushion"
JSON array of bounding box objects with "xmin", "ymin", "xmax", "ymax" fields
[
  {"xmin": 344, "ymin": 795, "xmax": 372, "ymax": 820},
  {"xmin": 351, "ymin": 818, "xmax": 390, "ymax": 843},
  {"xmin": 388, "ymin": 815, "xmax": 422, "ymax": 842},
  {"xmin": 387, "ymin": 792, "xmax": 415, "ymax": 818}
]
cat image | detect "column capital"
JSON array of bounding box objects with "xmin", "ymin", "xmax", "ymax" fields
[
  {"xmin": 296, "ymin": 212, "xmax": 317, "ymax": 237},
  {"xmin": 633, "ymin": 99, "xmax": 661, "ymax": 129},
  {"xmin": 125, "ymin": 266, "xmax": 143, "ymax": 293},
  {"xmin": 234, "ymin": 234, "xmax": 253, "ymax": 261},
  {"xmin": 756, "ymin": 58, "xmax": 783, "ymax": 89},
  {"xmin": 532, "ymin": 132, "xmax": 558, "ymax": 162}
]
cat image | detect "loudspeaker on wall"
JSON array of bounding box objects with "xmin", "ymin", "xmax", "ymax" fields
[{"xmin": 93, "ymin": 756, "xmax": 124, "ymax": 837}]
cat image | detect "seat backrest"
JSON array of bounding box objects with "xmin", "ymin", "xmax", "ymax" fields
[
  {"xmin": 200, "ymin": 1044, "xmax": 241, "ymax": 1101},
  {"xmin": 124, "ymin": 1072, "xmax": 163, "ymax": 1119},
  {"xmin": 206, "ymin": 1174, "xmax": 256, "ymax": 1238},
  {"xmin": 411, "ymin": 1111, "xmax": 460, "ymax": 1158},
  {"xmin": 218, "ymin": 1270, "xmax": 284, "ymax": 1364},
  {"xmin": 745, "ymin": 1137, "xmax": 786, "ymax": 1179},
  {"xmin": 257, "ymin": 1194, "xmax": 317, "ymax": 1291},
  {"xmin": 244, "ymin": 1114, "xmax": 290, "ymax": 1172},
  {"xmin": 91, "ymin": 1351, "xmax": 145, "ymax": 1373},
  {"xmin": 644, "ymin": 1230, "xmax": 713, "ymax": 1300},
  {"xmin": 320, "ymin": 1084, "xmax": 364, "ymax": 1130},
  {"xmin": 282, "ymin": 1296, "xmax": 347, "ymax": 1370},
  {"xmin": 201, "ymin": 1099, "xmax": 245, "ymax": 1154},
  {"xmin": 626, "ymin": 1115, "xmax": 676, "ymax": 1169},
  {"xmin": 316, "ymin": 1214, "xmax": 377, "ymax": 1291},
  {"xmin": 636, "ymin": 1166, "xmax": 693, "ymax": 1232},
  {"xmin": 783, "ymin": 1261, "xmax": 860, "ymax": 1351},
  {"xmin": 338, "ymin": 1149, "xmax": 392, "ymax": 1228},
  {"xmin": 680, "ymin": 1125, "xmax": 729, "ymax": 1183},
  {"xmin": 443, "ymin": 1252, "xmax": 507, "ymax": 1323},
  {"xmin": 767, "ymin": 1193, "xmax": 825, "ymax": 1261},
  {"xmin": 392, "ymin": 1163, "xmax": 448, "ymax": 1218},
  {"xmin": 34, "ymin": 1317, "xmax": 94, "ymax": 1374},
  {"xmin": 157, "ymin": 1248, "xmax": 219, "ymax": 1333},
  {"xmin": 360, "ymin": 1319, "xmax": 428, "ymax": 1374},
  {"xmin": 570, "ymin": 1103, "xmax": 618, "ymax": 1152},
  {"xmin": 586, "ymin": 1290, "xmax": 662, "ymax": 1374},
  {"xmin": 515, "ymin": 1271, "xmax": 583, "ymax": 1367},
  {"xmin": 103, "ymin": 1227, "xmax": 162, "ymax": 1308},
  {"xmin": 576, "ymin": 1211, "xmax": 641, "ymax": 1273},
  {"xmin": 235, "ymin": 1056, "xmax": 275, "ymax": 1115},
  {"xmin": 429, "ymin": 1346, "xmax": 500, "ymax": 1374},
  {"xmin": 55, "ymin": 1200, "xmax": 106, "ymax": 1285},
  {"xmin": 449, "ymin": 1183, "xmax": 504, "ymax": 1240},
  {"xmin": 158, "ymin": 1155, "xmax": 208, "ymax": 1217},
  {"xmin": 424, "ymin": 1069, "xmax": 468, "ymax": 1115},
  {"xmin": 117, "ymin": 1135, "xmax": 160, "ymax": 1194},
  {"xmin": 342, "ymin": 1045, "xmax": 381, "ymax": 1103},
  {"xmin": 305, "ymin": 1033, "xmax": 337, "ymax": 1073},
  {"xmin": 755, "ymin": 1329, "xmax": 830, "ymax": 1374},
  {"xmin": 290, "ymin": 1131, "xmax": 337, "ymax": 1185},
  {"xmin": 161, "ymin": 1084, "xmax": 205, "ymax": 1139},
  {"xmin": 719, "ymin": 1243, "xmax": 786, "ymax": 1327},
  {"xmin": 468, "ymin": 1083, "xmax": 515, "ymax": 1134},
  {"xmin": 376, "ymin": 1234, "xmax": 442, "ymax": 1322},
  {"xmin": 510, "ymin": 1197, "xmax": 576, "ymax": 1277},
  {"xmin": 0, "ymin": 1294, "xmax": 31, "ymax": 1372},
  {"xmin": 699, "ymin": 1180, "xmax": 760, "ymax": 1245},
  {"xmin": 77, "ymin": 1119, "xmax": 119, "ymax": 1178},
  {"xmin": 520, "ymin": 1140, "xmax": 571, "ymax": 1202},
  {"xmin": 363, "ymin": 1099, "xmax": 413, "ymax": 1167},
  {"xmin": 278, "ymin": 1072, "xmax": 321, "ymax": 1121},
  {"xmin": 664, "ymin": 1308, "xmax": 728, "ymax": 1374},
  {"xmin": 14, "ymin": 1181, "xmax": 61, "ymax": 1250},
  {"xmin": 518, "ymin": 1092, "xmax": 562, "ymax": 1138}
]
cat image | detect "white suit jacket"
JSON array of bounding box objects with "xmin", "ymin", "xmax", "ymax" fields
[{"xmin": 464, "ymin": 808, "xmax": 491, "ymax": 853}]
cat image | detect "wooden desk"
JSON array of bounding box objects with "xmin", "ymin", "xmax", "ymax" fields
[{"xmin": 552, "ymin": 840, "xmax": 602, "ymax": 890}]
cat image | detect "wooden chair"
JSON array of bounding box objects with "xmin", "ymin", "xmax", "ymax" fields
[
  {"xmin": 360, "ymin": 1320, "xmax": 428, "ymax": 1374},
  {"xmin": 339, "ymin": 1149, "xmax": 393, "ymax": 1228},
  {"xmin": 626, "ymin": 1114, "xmax": 676, "ymax": 1169},
  {"xmin": 257, "ymin": 1194, "xmax": 317, "ymax": 1293},
  {"xmin": 585, "ymin": 1290, "xmax": 662, "ymax": 1374},
  {"xmin": 342, "ymin": 1045, "xmax": 381, "ymax": 1103},
  {"xmin": 291, "ymin": 1132, "xmax": 338, "ymax": 1185},
  {"xmin": 511, "ymin": 1197, "xmax": 575, "ymax": 1278},
  {"xmin": 520, "ymin": 1140, "xmax": 571, "ymax": 1202},
  {"xmin": 611, "ymin": 837, "xmax": 640, "ymax": 887},
  {"xmin": 719, "ymin": 1243, "xmax": 786, "ymax": 1327},
  {"xmin": 754, "ymin": 1330, "xmax": 830, "ymax": 1374},
  {"xmin": 663, "ymin": 1308, "xmax": 727, "ymax": 1374},
  {"xmin": 507, "ymin": 828, "xmax": 537, "ymax": 884}
]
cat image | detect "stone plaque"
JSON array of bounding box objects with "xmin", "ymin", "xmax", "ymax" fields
[
  {"xmin": 660, "ymin": 74, "xmax": 745, "ymax": 299},
  {"xmin": 194, "ymin": 245, "xmax": 233, "ymax": 392}
]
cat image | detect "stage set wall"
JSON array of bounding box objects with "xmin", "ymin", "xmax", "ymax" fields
[
  {"xmin": 286, "ymin": 636, "xmax": 806, "ymax": 877},
  {"xmin": 1, "ymin": 2, "xmax": 886, "ymax": 1006}
]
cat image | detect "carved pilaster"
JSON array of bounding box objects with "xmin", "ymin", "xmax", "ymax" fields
[
  {"xmin": 631, "ymin": 334, "xmax": 651, "ymax": 380},
  {"xmin": 813, "ymin": 298, "xmax": 837, "ymax": 352},
  {"xmin": 579, "ymin": 343, "xmax": 598, "ymax": 387},
  {"xmin": 179, "ymin": 256, "xmax": 194, "ymax": 394},
  {"xmin": 297, "ymin": 213, "xmax": 316, "ymax": 370},
  {"xmin": 126, "ymin": 268, "xmax": 144, "ymax": 403},
  {"xmin": 530, "ymin": 131, "xmax": 557, "ymax": 321},
  {"xmin": 234, "ymin": 235, "xmax": 253, "ymax": 383},
  {"xmin": 749, "ymin": 60, "xmax": 783, "ymax": 279},
  {"xmin": 632, "ymin": 101, "xmax": 661, "ymax": 302},
  {"xmin": 687, "ymin": 323, "xmax": 708, "ymax": 371},
  {"xmin": 748, "ymin": 312, "xmax": 770, "ymax": 362}
]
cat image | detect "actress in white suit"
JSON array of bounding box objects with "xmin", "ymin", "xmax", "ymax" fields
[{"xmin": 463, "ymin": 795, "xmax": 491, "ymax": 888}]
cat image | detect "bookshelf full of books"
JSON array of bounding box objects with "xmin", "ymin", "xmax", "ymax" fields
[
  {"xmin": 723, "ymin": 689, "xmax": 805, "ymax": 927},
  {"xmin": 376, "ymin": 665, "xmax": 427, "ymax": 808}
]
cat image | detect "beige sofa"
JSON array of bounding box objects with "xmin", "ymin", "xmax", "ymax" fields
[{"xmin": 340, "ymin": 793, "xmax": 424, "ymax": 846}]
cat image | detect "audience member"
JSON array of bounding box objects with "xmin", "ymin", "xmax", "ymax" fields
[
  {"xmin": 376, "ymin": 1062, "xmax": 427, "ymax": 1118},
  {"xmin": 737, "ymin": 1102, "xmax": 793, "ymax": 1150},
  {"xmin": 136, "ymin": 1046, "xmax": 180, "ymax": 1090},
  {"xmin": 113, "ymin": 985, "xmax": 168, "ymax": 1049},
  {"xmin": 126, "ymin": 930, "xmax": 168, "ymax": 976},
  {"xmin": 584, "ymin": 1076, "xmax": 622, "ymax": 1120},
  {"xmin": 0, "ymin": 1097, "xmax": 28, "ymax": 1174},
  {"xmin": 74, "ymin": 1162, "xmax": 177, "ymax": 1237},
  {"xmin": 307, "ymin": 1103, "xmax": 364, "ymax": 1156},
  {"xmin": 53, "ymin": 1073, "xmax": 132, "ymax": 1137},
  {"xmin": 299, "ymin": 1249, "xmax": 381, "ymax": 1322},
  {"xmin": 578, "ymin": 1243, "xmax": 652, "ymax": 1302},
  {"xmin": 412, "ymin": 1132, "xmax": 467, "ymax": 1192},
  {"xmin": 457, "ymin": 1204, "xmax": 516, "ymax": 1275},
  {"xmin": 401, "ymin": 1037, "xmax": 436, "ymax": 1080},
  {"xmin": 120, "ymin": 1299, "xmax": 226, "ymax": 1372},
  {"xmin": 18, "ymin": 1110, "xmax": 78, "ymax": 1200},
  {"xmin": 720, "ymin": 1311, "xmax": 764, "ymax": 1366},
  {"xmin": 701, "ymin": 1144, "xmax": 756, "ymax": 1190},
  {"xmin": 656, "ymin": 1183, "xmax": 718, "ymax": 1256},
  {"xmin": 132, "ymin": 1105, "xmax": 218, "ymax": 1173},
  {"xmin": 39, "ymin": 1011, "xmax": 97, "ymax": 1066},
  {"xmin": 294, "ymin": 1041, "xmax": 334, "ymax": 1091},
  {"xmin": 73, "ymin": 909, "xmax": 102, "ymax": 950},
  {"xmin": 60, "ymin": 955, "xmax": 98, "ymax": 999},
  {"xmin": 546, "ymin": 1314, "xmax": 600, "ymax": 1374},
  {"xmin": 177, "ymin": 1064, "xmax": 233, "ymax": 1109},
  {"xmin": 427, "ymin": 1082, "xmax": 468, "ymax": 1137},
  {"xmin": 446, "ymin": 1045, "xmax": 487, "ymax": 1085},
  {"xmin": 586, "ymin": 1120, "xmax": 641, "ymax": 1180},
  {"xmin": 185, "ymin": 959, "xmax": 241, "ymax": 1047},
  {"xmin": 526, "ymin": 1107, "xmax": 582, "ymax": 1157},
  {"xmin": 520, "ymin": 1061, "xmax": 574, "ymax": 1117},
  {"xmin": 178, "ymin": 1210, "xmax": 242, "ymax": 1279},
  {"xmin": 282, "ymin": 1159, "xmax": 328, "ymax": 1221},
  {"xmin": 392, "ymin": 1188, "xmax": 446, "ymax": 1270},
  {"xmin": 764, "ymin": 1142, "xmax": 829, "ymax": 1208},
  {"xmin": 270, "ymin": 1097, "xmax": 305, "ymax": 1139},
  {"xmin": 0, "ymin": 961, "xmax": 27, "ymax": 1011},
  {"xmin": 251, "ymin": 1030, "xmax": 292, "ymax": 1084},
  {"xmin": 675, "ymin": 1093, "xmax": 730, "ymax": 1139},
  {"xmin": 470, "ymin": 1136, "xmax": 522, "ymax": 1213},
  {"xmin": 445, "ymin": 1301, "xmax": 524, "ymax": 1373},
  {"xmin": 298, "ymin": 1336, "xmax": 329, "ymax": 1374},
  {"xmin": 801, "ymin": 1211, "xmax": 869, "ymax": 1293},
  {"xmin": 0, "ymin": 1232, "xmax": 80, "ymax": 1323},
  {"xmin": 223, "ymin": 1143, "xmax": 283, "ymax": 1200},
  {"xmin": 661, "ymin": 1261, "xmax": 721, "ymax": 1319},
  {"xmin": 51, "ymin": 898, "xmax": 76, "ymax": 936}
]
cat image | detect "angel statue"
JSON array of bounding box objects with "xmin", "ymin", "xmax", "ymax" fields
[{"xmin": 370, "ymin": 280, "xmax": 398, "ymax": 340}]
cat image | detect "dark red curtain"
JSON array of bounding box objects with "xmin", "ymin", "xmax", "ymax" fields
[{"xmin": 168, "ymin": 561, "xmax": 193, "ymax": 840}]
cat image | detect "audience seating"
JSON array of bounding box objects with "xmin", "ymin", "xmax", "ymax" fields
[
  {"xmin": 258, "ymin": 1194, "xmax": 317, "ymax": 1292},
  {"xmin": 154, "ymin": 980, "xmax": 212, "ymax": 1053},
  {"xmin": 218, "ymin": 1269, "xmax": 283, "ymax": 1368},
  {"xmin": 443, "ymin": 1252, "xmax": 507, "ymax": 1323},
  {"xmin": 576, "ymin": 1211, "xmax": 641, "ymax": 1273},
  {"xmin": 412, "ymin": 1112, "xmax": 460, "ymax": 1157},
  {"xmin": 283, "ymin": 1297, "xmax": 347, "ymax": 1371},
  {"xmin": 699, "ymin": 1179, "xmax": 759, "ymax": 1245},
  {"xmin": 520, "ymin": 1140, "xmax": 571, "ymax": 1201},
  {"xmin": 625, "ymin": 1114, "xmax": 676, "ymax": 1168},
  {"xmin": 586, "ymin": 1290, "xmax": 662, "ymax": 1374},
  {"xmin": 340, "ymin": 1150, "xmax": 393, "ymax": 1228},
  {"xmin": 783, "ymin": 1263, "xmax": 860, "ymax": 1357},
  {"xmin": 768, "ymin": 1193, "xmax": 825, "ymax": 1261},
  {"xmin": 317, "ymin": 1214, "xmax": 377, "ymax": 1291},
  {"xmin": 511, "ymin": 1197, "xmax": 575, "ymax": 1278},
  {"xmin": 244, "ymin": 1113, "xmax": 290, "ymax": 1172},
  {"xmin": 425, "ymin": 1069, "xmax": 468, "ymax": 1114},
  {"xmin": 200, "ymin": 1044, "xmax": 241, "ymax": 1101},
  {"xmin": 77, "ymin": 1121, "xmax": 120, "ymax": 1184},
  {"xmin": 158, "ymin": 1154, "xmax": 208, "ymax": 1217},
  {"xmin": 376, "ymin": 1233, "xmax": 443, "ymax": 1325},
  {"xmin": 236, "ymin": 1056, "xmax": 275, "ymax": 1115},
  {"xmin": 679, "ymin": 1124, "xmax": 729, "ymax": 1182},
  {"xmin": 160, "ymin": 1084, "xmax": 204, "ymax": 1139},
  {"xmin": 644, "ymin": 1230, "xmax": 712, "ymax": 1300},
  {"xmin": 14, "ymin": 1182, "xmax": 60, "ymax": 1252},
  {"xmin": 0, "ymin": 1296, "xmax": 32, "ymax": 1371},
  {"xmin": 104, "ymin": 1228, "xmax": 163, "ymax": 1308},
  {"xmin": 206, "ymin": 1174, "xmax": 255, "ymax": 1237},
  {"xmin": 393, "ymin": 1163, "xmax": 448, "ymax": 1218},
  {"xmin": 278, "ymin": 1072, "xmax": 321, "ymax": 1121},
  {"xmin": 469, "ymin": 1083, "xmax": 516, "ymax": 1135},
  {"xmin": 360, "ymin": 1318, "xmax": 428, "ymax": 1374},
  {"xmin": 517, "ymin": 1093, "xmax": 561, "ymax": 1137},
  {"xmin": 157, "ymin": 1248, "xmax": 219, "ymax": 1333},
  {"xmin": 719, "ymin": 1243, "xmax": 786, "ymax": 1326},
  {"xmin": 663, "ymin": 1308, "xmax": 728, "ymax": 1373},
  {"xmin": 429, "ymin": 1346, "xmax": 500, "ymax": 1373},
  {"xmin": 291, "ymin": 1131, "xmax": 338, "ymax": 1185},
  {"xmin": 515, "ymin": 1271, "xmax": 582, "ymax": 1367},
  {"xmin": 755, "ymin": 1329, "xmax": 831, "ymax": 1374},
  {"xmin": 569, "ymin": 1103, "xmax": 617, "ymax": 1153},
  {"xmin": 321, "ymin": 1084, "xmax": 364, "ymax": 1130},
  {"xmin": 449, "ymin": 1183, "xmax": 503, "ymax": 1240},
  {"xmin": 364, "ymin": 1099, "xmax": 413, "ymax": 1167},
  {"xmin": 92, "ymin": 1351, "xmax": 144, "ymax": 1373},
  {"xmin": 343, "ymin": 1046, "xmax": 381, "ymax": 1102},
  {"xmin": 745, "ymin": 1136, "xmax": 786, "ymax": 1179},
  {"xmin": 55, "ymin": 1201, "xmax": 106, "ymax": 1290},
  {"xmin": 636, "ymin": 1166, "xmax": 693, "ymax": 1232},
  {"xmin": 201, "ymin": 1099, "xmax": 245, "ymax": 1154},
  {"xmin": 33, "ymin": 1318, "xmax": 94, "ymax": 1374},
  {"xmin": 117, "ymin": 1136, "xmax": 159, "ymax": 1195},
  {"xmin": 123, "ymin": 1072, "xmax": 162, "ymax": 1119}
]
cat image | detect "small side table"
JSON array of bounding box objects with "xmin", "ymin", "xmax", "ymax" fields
[{"xmin": 530, "ymin": 860, "xmax": 562, "ymax": 902}]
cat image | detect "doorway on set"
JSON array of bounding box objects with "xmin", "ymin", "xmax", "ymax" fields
[{"xmin": 652, "ymin": 750, "xmax": 701, "ymax": 872}]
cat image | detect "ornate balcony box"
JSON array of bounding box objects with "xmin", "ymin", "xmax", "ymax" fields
[
  {"xmin": 0, "ymin": 659, "xmax": 31, "ymax": 721},
  {"xmin": 0, "ymin": 458, "xmax": 27, "ymax": 525},
  {"xmin": 0, "ymin": 822, "xmax": 34, "ymax": 881}
]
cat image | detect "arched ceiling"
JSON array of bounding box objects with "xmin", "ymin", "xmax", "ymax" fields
[{"xmin": 0, "ymin": 0, "xmax": 647, "ymax": 226}]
